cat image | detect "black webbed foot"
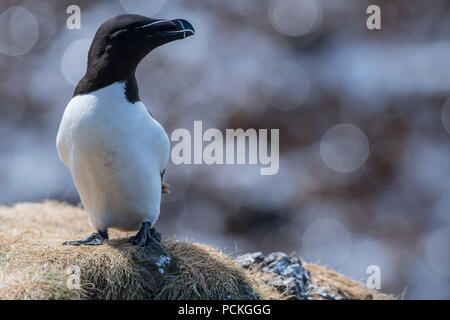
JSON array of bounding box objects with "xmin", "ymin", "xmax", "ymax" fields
[
  {"xmin": 63, "ymin": 231, "xmax": 108, "ymax": 246},
  {"xmin": 129, "ymin": 222, "xmax": 161, "ymax": 247}
]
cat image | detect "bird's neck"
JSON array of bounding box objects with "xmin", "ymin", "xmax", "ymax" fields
[{"xmin": 74, "ymin": 59, "xmax": 140, "ymax": 104}]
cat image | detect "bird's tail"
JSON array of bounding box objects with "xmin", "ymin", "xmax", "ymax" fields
[{"xmin": 162, "ymin": 181, "xmax": 170, "ymax": 194}]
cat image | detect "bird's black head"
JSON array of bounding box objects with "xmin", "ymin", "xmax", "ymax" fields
[
  {"xmin": 74, "ymin": 14, "xmax": 195, "ymax": 102},
  {"xmin": 89, "ymin": 14, "xmax": 194, "ymax": 70}
]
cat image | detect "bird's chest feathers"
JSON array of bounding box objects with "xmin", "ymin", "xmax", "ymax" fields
[{"xmin": 58, "ymin": 83, "xmax": 169, "ymax": 170}]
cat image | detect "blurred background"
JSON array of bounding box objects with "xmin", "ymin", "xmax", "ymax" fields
[{"xmin": 0, "ymin": 0, "xmax": 449, "ymax": 299}]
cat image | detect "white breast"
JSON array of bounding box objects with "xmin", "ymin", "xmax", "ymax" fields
[{"xmin": 56, "ymin": 82, "xmax": 170, "ymax": 231}]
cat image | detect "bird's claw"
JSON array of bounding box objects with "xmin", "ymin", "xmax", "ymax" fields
[
  {"xmin": 129, "ymin": 222, "xmax": 161, "ymax": 247},
  {"xmin": 63, "ymin": 232, "xmax": 105, "ymax": 246}
]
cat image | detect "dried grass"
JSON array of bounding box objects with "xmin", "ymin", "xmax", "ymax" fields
[
  {"xmin": 303, "ymin": 263, "xmax": 396, "ymax": 300},
  {"xmin": 0, "ymin": 201, "xmax": 281, "ymax": 300},
  {"xmin": 0, "ymin": 201, "xmax": 394, "ymax": 300}
]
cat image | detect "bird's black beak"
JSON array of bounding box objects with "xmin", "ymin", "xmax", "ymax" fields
[
  {"xmin": 169, "ymin": 19, "xmax": 195, "ymax": 39},
  {"xmin": 139, "ymin": 18, "xmax": 195, "ymax": 40}
]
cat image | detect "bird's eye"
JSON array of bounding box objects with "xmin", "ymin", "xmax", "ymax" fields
[{"xmin": 133, "ymin": 26, "xmax": 142, "ymax": 33}]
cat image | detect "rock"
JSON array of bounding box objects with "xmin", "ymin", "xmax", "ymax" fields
[
  {"xmin": 236, "ymin": 251, "xmax": 361, "ymax": 300},
  {"xmin": 262, "ymin": 252, "xmax": 291, "ymax": 275},
  {"xmin": 236, "ymin": 251, "xmax": 310, "ymax": 300},
  {"xmin": 265, "ymin": 275, "xmax": 309, "ymax": 299},
  {"xmin": 310, "ymin": 285, "xmax": 335, "ymax": 300},
  {"xmin": 235, "ymin": 252, "xmax": 264, "ymax": 268}
]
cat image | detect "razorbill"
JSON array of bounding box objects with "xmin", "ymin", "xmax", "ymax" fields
[{"xmin": 56, "ymin": 14, "xmax": 194, "ymax": 246}]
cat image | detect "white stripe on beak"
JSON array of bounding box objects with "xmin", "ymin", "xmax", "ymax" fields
[{"xmin": 136, "ymin": 20, "xmax": 169, "ymax": 30}]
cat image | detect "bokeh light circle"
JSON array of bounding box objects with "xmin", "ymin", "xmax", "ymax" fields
[
  {"xmin": 320, "ymin": 124, "xmax": 370, "ymax": 173},
  {"xmin": 226, "ymin": 0, "xmax": 268, "ymax": 16},
  {"xmin": 60, "ymin": 38, "xmax": 91, "ymax": 86},
  {"xmin": 424, "ymin": 226, "xmax": 450, "ymax": 276},
  {"xmin": 268, "ymin": 0, "xmax": 322, "ymax": 37},
  {"xmin": 302, "ymin": 219, "xmax": 352, "ymax": 265},
  {"xmin": 441, "ymin": 98, "xmax": 450, "ymax": 133},
  {"xmin": 119, "ymin": 0, "xmax": 166, "ymax": 16},
  {"xmin": 0, "ymin": 7, "xmax": 39, "ymax": 56}
]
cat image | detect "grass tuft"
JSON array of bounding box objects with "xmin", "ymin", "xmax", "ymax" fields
[{"xmin": 0, "ymin": 201, "xmax": 393, "ymax": 300}]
